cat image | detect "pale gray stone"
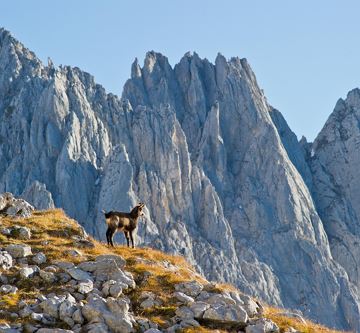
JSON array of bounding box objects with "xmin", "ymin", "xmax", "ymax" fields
[
  {"xmin": 82, "ymin": 294, "xmax": 134, "ymax": 333},
  {"xmin": 93, "ymin": 258, "xmax": 135, "ymax": 288},
  {"xmin": 102, "ymin": 280, "xmax": 126, "ymax": 297},
  {"xmin": 32, "ymin": 252, "xmax": 46, "ymax": 265},
  {"xmin": 0, "ymin": 193, "xmax": 34, "ymax": 217},
  {"xmin": 189, "ymin": 301, "xmax": 210, "ymax": 318},
  {"xmin": 95, "ymin": 254, "xmax": 126, "ymax": 268},
  {"xmin": 174, "ymin": 281, "xmax": 203, "ymax": 297},
  {"xmin": 78, "ymin": 279, "xmax": 94, "ymax": 294},
  {"xmin": 245, "ymin": 318, "xmax": 279, "ymax": 333},
  {"xmin": 59, "ymin": 294, "xmax": 77, "ymax": 322},
  {"xmin": 175, "ymin": 306, "xmax": 194, "ymax": 319},
  {"xmin": 0, "ymin": 285, "xmax": 17, "ymax": 294},
  {"xmin": 6, "ymin": 244, "xmax": 32, "ymax": 258},
  {"xmin": 40, "ymin": 295, "xmax": 66, "ymax": 318},
  {"xmin": 19, "ymin": 266, "xmax": 38, "ymax": 279},
  {"xmin": 39, "ymin": 270, "xmax": 56, "ymax": 283},
  {"xmin": 78, "ymin": 261, "xmax": 97, "ymax": 272},
  {"xmin": 202, "ymin": 303, "xmax": 248, "ymax": 324},
  {"xmin": 30, "ymin": 312, "xmax": 43, "ymax": 321},
  {"xmin": 53, "ymin": 261, "xmax": 75, "ymax": 270},
  {"xmin": 1, "ymin": 228, "xmax": 10, "ymax": 236},
  {"xmin": 0, "ymin": 251, "xmax": 12, "ymax": 270},
  {"xmin": 66, "ymin": 267, "xmax": 92, "ymax": 281},
  {"xmin": 202, "ymin": 293, "xmax": 236, "ymax": 306},
  {"xmin": 173, "ymin": 291, "xmax": 194, "ymax": 304}
]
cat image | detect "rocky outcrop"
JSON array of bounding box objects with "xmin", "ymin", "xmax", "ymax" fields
[
  {"xmin": 0, "ymin": 193, "xmax": 34, "ymax": 217},
  {"xmin": 0, "ymin": 229, "xmax": 274, "ymax": 333},
  {"xmin": 1, "ymin": 28, "xmax": 360, "ymax": 331}
]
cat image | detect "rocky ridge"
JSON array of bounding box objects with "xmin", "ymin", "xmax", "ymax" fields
[
  {"xmin": 0, "ymin": 196, "xmax": 323, "ymax": 333},
  {"xmin": 0, "ymin": 28, "xmax": 360, "ymax": 331}
]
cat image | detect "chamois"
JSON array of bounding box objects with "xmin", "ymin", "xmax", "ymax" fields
[{"xmin": 102, "ymin": 203, "xmax": 145, "ymax": 248}]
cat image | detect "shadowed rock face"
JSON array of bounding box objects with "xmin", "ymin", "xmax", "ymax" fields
[{"xmin": 1, "ymin": 28, "xmax": 360, "ymax": 331}]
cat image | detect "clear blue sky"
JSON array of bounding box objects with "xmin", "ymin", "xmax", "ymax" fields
[{"xmin": 1, "ymin": 0, "xmax": 360, "ymax": 140}]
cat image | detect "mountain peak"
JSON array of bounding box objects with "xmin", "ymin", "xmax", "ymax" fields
[
  {"xmin": 0, "ymin": 27, "xmax": 16, "ymax": 50},
  {"xmin": 345, "ymin": 87, "xmax": 360, "ymax": 109},
  {"xmin": 143, "ymin": 50, "xmax": 172, "ymax": 74}
]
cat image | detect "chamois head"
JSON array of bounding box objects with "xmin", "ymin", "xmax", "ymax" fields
[{"xmin": 131, "ymin": 202, "xmax": 145, "ymax": 218}]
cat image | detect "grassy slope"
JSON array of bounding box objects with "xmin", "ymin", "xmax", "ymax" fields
[{"xmin": 0, "ymin": 209, "xmax": 349, "ymax": 333}]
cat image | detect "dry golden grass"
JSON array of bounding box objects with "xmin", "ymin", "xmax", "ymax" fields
[
  {"xmin": 181, "ymin": 328, "xmax": 228, "ymax": 333},
  {"xmin": 264, "ymin": 307, "xmax": 352, "ymax": 333},
  {"xmin": 0, "ymin": 209, "xmax": 349, "ymax": 332}
]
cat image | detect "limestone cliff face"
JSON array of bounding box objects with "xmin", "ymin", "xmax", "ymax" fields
[
  {"xmin": 122, "ymin": 51, "xmax": 360, "ymax": 331},
  {"xmin": 310, "ymin": 89, "xmax": 360, "ymax": 290},
  {"xmin": 1, "ymin": 28, "xmax": 360, "ymax": 331}
]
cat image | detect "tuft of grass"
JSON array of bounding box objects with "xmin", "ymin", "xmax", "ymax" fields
[
  {"xmin": 264, "ymin": 307, "xmax": 350, "ymax": 333},
  {"xmin": 142, "ymin": 305, "xmax": 177, "ymax": 317},
  {"xmin": 180, "ymin": 327, "xmax": 228, "ymax": 333},
  {"xmin": 0, "ymin": 293, "xmax": 20, "ymax": 308}
]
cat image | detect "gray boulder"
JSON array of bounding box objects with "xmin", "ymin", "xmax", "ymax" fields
[
  {"xmin": 40, "ymin": 295, "xmax": 66, "ymax": 318},
  {"xmin": 32, "ymin": 252, "xmax": 47, "ymax": 265},
  {"xmin": 6, "ymin": 244, "xmax": 32, "ymax": 258},
  {"xmin": 78, "ymin": 279, "xmax": 94, "ymax": 294},
  {"xmin": 0, "ymin": 193, "xmax": 34, "ymax": 218},
  {"xmin": 245, "ymin": 318, "xmax": 280, "ymax": 333},
  {"xmin": 66, "ymin": 267, "xmax": 92, "ymax": 281},
  {"xmin": 202, "ymin": 303, "xmax": 248, "ymax": 324},
  {"xmin": 82, "ymin": 294, "xmax": 134, "ymax": 333},
  {"xmin": 173, "ymin": 291, "xmax": 194, "ymax": 304},
  {"xmin": 39, "ymin": 270, "xmax": 56, "ymax": 283},
  {"xmin": 174, "ymin": 281, "xmax": 203, "ymax": 297},
  {"xmin": 19, "ymin": 266, "xmax": 39, "ymax": 279},
  {"xmin": 0, "ymin": 251, "xmax": 12, "ymax": 270},
  {"xmin": 0, "ymin": 285, "xmax": 17, "ymax": 294}
]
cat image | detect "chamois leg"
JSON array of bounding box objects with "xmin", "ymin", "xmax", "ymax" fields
[
  {"xmin": 124, "ymin": 231, "xmax": 130, "ymax": 247},
  {"xmin": 106, "ymin": 228, "xmax": 111, "ymax": 246},
  {"xmin": 109, "ymin": 228, "xmax": 116, "ymax": 247},
  {"xmin": 130, "ymin": 230, "xmax": 135, "ymax": 248}
]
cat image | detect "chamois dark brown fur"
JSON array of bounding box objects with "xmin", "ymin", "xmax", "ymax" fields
[{"xmin": 102, "ymin": 203, "xmax": 145, "ymax": 248}]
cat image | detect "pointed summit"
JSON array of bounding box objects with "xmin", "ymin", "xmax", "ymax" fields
[
  {"xmin": 0, "ymin": 27, "xmax": 15, "ymax": 49},
  {"xmin": 143, "ymin": 51, "xmax": 172, "ymax": 74},
  {"xmin": 131, "ymin": 57, "xmax": 142, "ymax": 78},
  {"xmin": 345, "ymin": 87, "xmax": 360, "ymax": 109}
]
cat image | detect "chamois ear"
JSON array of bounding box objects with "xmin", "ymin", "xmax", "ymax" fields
[{"xmin": 138, "ymin": 202, "xmax": 145, "ymax": 207}]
